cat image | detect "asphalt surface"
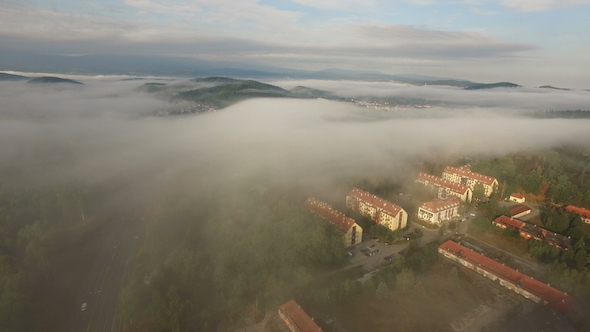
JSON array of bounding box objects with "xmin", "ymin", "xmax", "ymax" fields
[{"xmin": 67, "ymin": 212, "xmax": 145, "ymax": 332}]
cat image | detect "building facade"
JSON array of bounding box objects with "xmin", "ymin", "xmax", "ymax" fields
[
  {"xmin": 278, "ymin": 300, "xmax": 323, "ymax": 332},
  {"xmin": 509, "ymin": 193, "xmax": 526, "ymax": 203},
  {"xmin": 442, "ymin": 165, "xmax": 498, "ymax": 197},
  {"xmin": 438, "ymin": 241, "xmax": 578, "ymax": 315},
  {"xmin": 305, "ymin": 197, "xmax": 363, "ymax": 247},
  {"xmin": 416, "ymin": 172, "xmax": 472, "ymax": 203},
  {"xmin": 346, "ymin": 188, "xmax": 407, "ymax": 232},
  {"xmin": 417, "ymin": 197, "xmax": 462, "ymax": 226}
]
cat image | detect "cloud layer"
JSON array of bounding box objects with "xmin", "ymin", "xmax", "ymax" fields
[{"xmin": 1, "ymin": 78, "xmax": 590, "ymax": 201}]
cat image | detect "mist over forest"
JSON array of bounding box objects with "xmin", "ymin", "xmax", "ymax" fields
[{"xmin": 2, "ymin": 75, "xmax": 590, "ymax": 331}]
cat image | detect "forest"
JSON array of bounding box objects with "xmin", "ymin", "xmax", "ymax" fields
[
  {"xmin": 0, "ymin": 185, "xmax": 90, "ymax": 331},
  {"xmin": 118, "ymin": 185, "xmax": 347, "ymax": 331}
]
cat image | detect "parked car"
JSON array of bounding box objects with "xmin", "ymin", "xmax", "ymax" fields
[
  {"xmin": 81, "ymin": 303, "xmax": 87, "ymax": 311},
  {"xmin": 347, "ymin": 252, "xmax": 354, "ymax": 258}
]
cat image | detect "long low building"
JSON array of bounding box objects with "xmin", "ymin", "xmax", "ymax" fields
[
  {"xmin": 442, "ymin": 165, "xmax": 498, "ymax": 197},
  {"xmin": 438, "ymin": 241, "xmax": 579, "ymax": 315},
  {"xmin": 346, "ymin": 187, "xmax": 407, "ymax": 232},
  {"xmin": 565, "ymin": 205, "xmax": 590, "ymax": 224},
  {"xmin": 417, "ymin": 197, "xmax": 462, "ymax": 226},
  {"xmin": 278, "ymin": 299, "xmax": 322, "ymax": 332},
  {"xmin": 416, "ymin": 172, "xmax": 472, "ymax": 202},
  {"xmin": 492, "ymin": 215, "xmax": 573, "ymax": 250},
  {"xmin": 305, "ymin": 197, "xmax": 362, "ymax": 247}
]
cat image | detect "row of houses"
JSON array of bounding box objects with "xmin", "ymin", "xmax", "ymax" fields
[
  {"xmin": 492, "ymin": 215, "xmax": 573, "ymax": 250},
  {"xmin": 442, "ymin": 165, "xmax": 498, "ymax": 197},
  {"xmin": 305, "ymin": 188, "xmax": 407, "ymax": 248},
  {"xmin": 415, "ymin": 165, "xmax": 499, "ymax": 226},
  {"xmin": 438, "ymin": 240, "xmax": 579, "ymax": 315}
]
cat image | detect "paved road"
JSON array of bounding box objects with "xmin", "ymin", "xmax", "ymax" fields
[{"xmin": 67, "ymin": 211, "xmax": 145, "ymax": 332}]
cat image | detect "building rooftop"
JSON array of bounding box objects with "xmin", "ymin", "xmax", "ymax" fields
[
  {"xmin": 278, "ymin": 300, "xmax": 322, "ymax": 332},
  {"xmin": 417, "ymin": 172, "xmax": 470, "ymax": 194},
  {"xmin": 347, "ymin": 187, "xmax": 402, "ymax": 217},
  {"xmin": 493, "ymin": 215, "xmax": 526, "ymax": 229},
  {"xmin": 565, "ymin": 205, "xmax": 590, "ymax": 220},
  {"xmin": 493, "ymin": 216, "xmax": 573, "ymax": 249},
  {"xmin": 444, "ymin": 166, "xmax": 497, "ymax": 186},
  {"xmin": 305, "ymin": 197, "xmax": 356, "ymax": 232},
  {"xmin": 420, "ymin": 197, "xmax": 462, "ymax": 213},
  {"xmin": 510, "ymin": 204, "xmax": 532, "ymax": 216},
  {"xmin": 439, "ymin": 241, "xmax": 578, "ymax": 314}
]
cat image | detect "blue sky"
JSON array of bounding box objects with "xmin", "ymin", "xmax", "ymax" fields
[{"xmin": 1, "ymin": 0, "xmax": 589, "ymax": 87}]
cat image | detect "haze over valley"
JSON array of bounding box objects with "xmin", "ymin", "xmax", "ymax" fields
[{"xmin": 2, "ymin": 0, "xmax": 590, "ymax": 331}]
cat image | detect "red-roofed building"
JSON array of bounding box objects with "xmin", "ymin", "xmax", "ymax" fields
[
  {"xmin": 438, "ymin": 241, "xmax": 579, "ymax": 315},
  {"xmin": 510, "ymin": 204, "xmax": 532, "ymax": 219},
  {"xmin": 509, "ymin": 193, "xmax": 526, "ymax": 203},
  {"xmin": 346, "ymin": 188, "xmax": 407, "ymax": 232},
  {"xmin": 565, "ymin": 205, "xmax": 590, "ymax": 224},
  {"xmin": 305, "ymin": 197, "xmax": 362, "ymax": 247},
  {"xmin": 416, "ymin": 172, "xmax": 472, "ymax": 202},
  {"xmin": 442, "ymin": 166, "xmax": 498, "ymax": 197},
  {"xmin": 417, "ymin": 197, "xmax": 462, "ymax": 226},
  {"xmin": 492, "ymin": 215, "xmax": 572, "ymax": 250},
  {"xmin": 278, "ymin": 300, "xmax": 323, "ymax": 332}
]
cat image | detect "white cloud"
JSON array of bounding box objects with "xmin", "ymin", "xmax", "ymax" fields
[{"xmin": 501, "ymin": 0, "xmax": 590, "ymax": 11}]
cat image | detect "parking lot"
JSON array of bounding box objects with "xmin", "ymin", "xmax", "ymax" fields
[{"xmin": 344, "ymin": 236, "xmax": 409, "ymax": 270}]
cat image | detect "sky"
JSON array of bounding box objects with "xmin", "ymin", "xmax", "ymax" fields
[{"xmin": 1, "ymin": 0, "xmax": 590, "ymax": 87}]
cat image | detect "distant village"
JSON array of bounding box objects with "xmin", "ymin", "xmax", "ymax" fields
[
  {"xmin": 277, "ymin": 164, "xmax": 590, "ymax": 332},
  {"xmin": 350, "ymin": 99, "xmax": 432, "ymax": 111}
]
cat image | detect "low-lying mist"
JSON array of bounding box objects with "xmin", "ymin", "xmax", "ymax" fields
[
  {"xmin": 271, "ymin": 79, "xmax": 590, "ymax": 111},
  {"xmin": 2, "ymin": 77, "xmax": 590, "ymax": 200},
  {"xmin": 3, "ymin": 75, "xmax": 590, "ymax": 331}
]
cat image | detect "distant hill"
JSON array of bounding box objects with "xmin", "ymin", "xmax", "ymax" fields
[
  {"xmin": 464, "ymin": 82, "xmax": 520, "ymax": 90},
  {"xmin": 27, "ymin": 76, "xmax": 83, "ymax": 84},
  {"xmin": 0, "ymin": 72, "xmax": 30, "ymax": 81},
  {"xmin": 538, "ymin": 85, "xmax": 571, "ymax": 91},
  {"xmin": 176, "ymin": 77, "xmax": 293, "ymax": 107},
  {"xmin": 290, "ymin": 86, "xmax": 335, "ymax": 98},
  {"xmin": 412, "ymin": 80, "xmax": 473, "ymax": 88},
  {"xmin": 528, "ymin": 110, "xmax": 590, "ymax": 119},
  {"xmin": 137, "ymin": 82, "xmax": 168, "ymax": 93}
]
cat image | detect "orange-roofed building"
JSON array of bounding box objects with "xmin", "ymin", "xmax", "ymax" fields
[
  {"xmin": 509, "ymin": 193, "xmax": 526, "ymax": 203},
  {"xmin": 416, "ymin": 172, "xmax": 472, "ymax": 203},
  {"xmin": 346, "ymin": 188, "xmax": 407, "ymax": 232},
  {"xmin": 442, "ymin": 166, "xmax": 498, "ymax": 197},
  {"xmin": 417, "ymin": 197, "xmax": 462, "ymax": 226},
  {"xmin": 438, "ymin": 241, "xmax": 579, "ymax": 315},
  {"xmin": 492, "ymin": 216, "xmax": 572, "ymax": 250},
  {"xmin": 565, "ymin": 205, "xmax": 590, "ymax": 224},
  {"xmin": 305, "ymin": 197, "xmax": 362, "ymax": 247},
  {"xmin": 278, "ymin": 300, "xmax": 323, "ymax": 332}
]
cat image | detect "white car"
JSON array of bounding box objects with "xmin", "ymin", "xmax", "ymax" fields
[
  {"xmin": 81, "ymin": 303, "xmax": 87, "ymax": 311},
  {"xmin": 469, "ymin": 213, "xmax": 476, "ymax": 217}
]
